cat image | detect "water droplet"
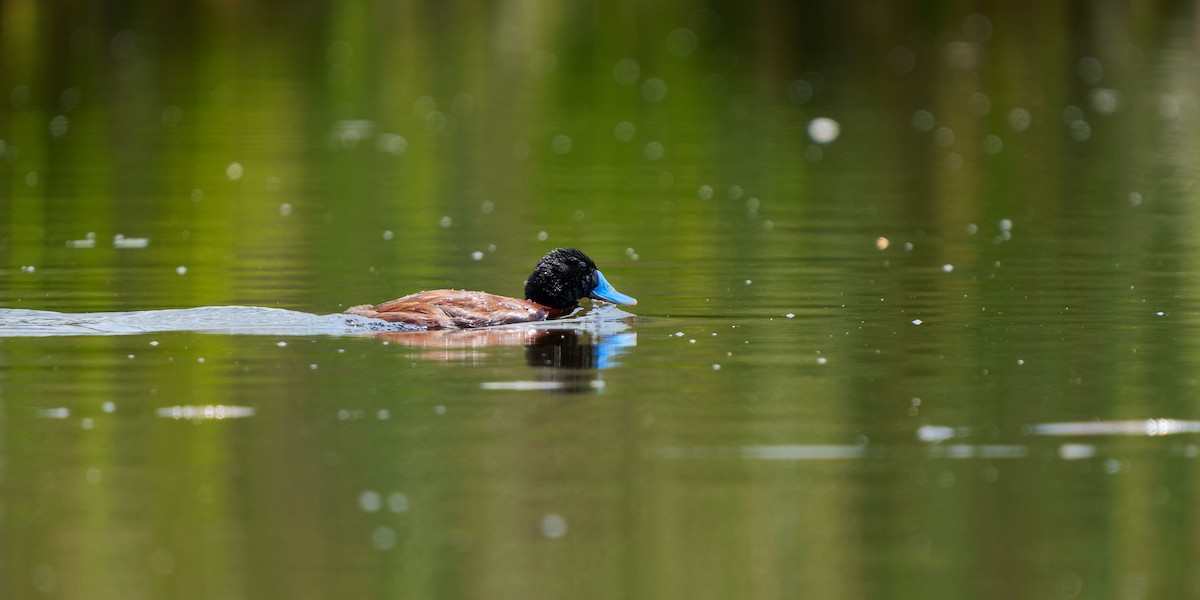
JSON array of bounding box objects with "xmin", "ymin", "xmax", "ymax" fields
[
  {"xmin": 387, "ymin": 492, "xmax": 408, "ymax": 512},
  {"xmin": 49, "ymin": 115, "xmax": 69, "ymax": 137},
  {"xmin": 540, "ymin": 513, "xmax": 568, "ymax": 539},
  {"xmin": 807, "ymin": 117, "xmax": 840, "ymax": 144},
  {"xmin": 359, "ymin": 491, "xmax": 382, "ymax": 512},
  {"xmin": 962, "ymin": 14, "xmax": 993, "ymax": 43},
  {"xmin": 1159, "ymin": 95, "xmax": 1181, "ymax": 120},
  {"xmin": 935, "ymin": 126, "xmax": 955, "ymax": 147},
  {"xmin": 451, "ymin": 93, "xmax": 475, "ymax": 116},
  {"xmin": 614, "ymin": 121, "xmax": 636, "ymax": 142},
  {"xmin": 1008, "ymin": 107, "xmax": 1032, "ymax": 131},
  {"xmin": 643, "ymin": 141, "xmax": 664, "ymax": 160},
  {"xmin": 1090, "ymin": 88, "xmax": 1120, "ymax": 115},
  {"xmin": 666, "ymin": 28, "xmax": 698, "ymax": 57},
  {"xmin": 1069, "ymin": 119, "xmax": 1091, "ymax": 141},
  {"xmin": 787, "ymin": 79, "xmax": 813, "ymax": 105},
  {"xmin": 968, "ymin": 92, "xmax": 991, "ymax": 116},
  {"xmin": 641, "ymin": 78, "xmax": 668, "ymax": 103},
  {"xmin": 982, "ymin": 135, "xmax": 1003, "ymax": 154},
  {"xmin": 612, "ymin": 59, "xmax": 641, "ymax": 85},
  {"xmin": 376, "ymin": 133, "xmax": 407, "ymax": 155},
  {"xmin": 60, "ymin": 87, "xmax": 81, "ymax": 112},
  {"xmin": 1077, "ymin": 56, "xmax": 1103, "ymax": 85},
  {"xmin": 371, "ymin": 526, "xmax": 397, "ymax": 550},
  {"xmin": 412, "ymin": 96, "xmax": 436, "ymax": 118},
  {"xmin": 911, "ymin": 110, "xmax": 935, "ymax": 132}
]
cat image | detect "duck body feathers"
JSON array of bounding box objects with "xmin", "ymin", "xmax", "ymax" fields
[{"xmin": 345, "ymin": 290, "xmax": 570, "ymax": 330}]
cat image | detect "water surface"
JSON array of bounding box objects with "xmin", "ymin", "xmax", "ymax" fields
[{"xmin": 4, "ymin": 2, "xmax": 1200, "ymax": 599}]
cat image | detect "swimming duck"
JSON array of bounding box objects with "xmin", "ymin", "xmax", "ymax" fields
[{"xmin": 345, "ymin": 248, "xmax": 636, "ymax": 330}]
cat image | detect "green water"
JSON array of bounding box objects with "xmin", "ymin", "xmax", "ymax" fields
[{"xmin": 4, "ymin": 2, "xmax": 1200, "ymax": 598}]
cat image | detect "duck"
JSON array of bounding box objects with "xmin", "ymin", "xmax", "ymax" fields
[{"xmin": 345, "ymin": 248, "xmax": 637, "ymax": 330}]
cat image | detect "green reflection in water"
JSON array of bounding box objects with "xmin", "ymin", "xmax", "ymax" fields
[{"xmin": 4, "ymin": 1, "xmax": 1200, "ymax": 599}]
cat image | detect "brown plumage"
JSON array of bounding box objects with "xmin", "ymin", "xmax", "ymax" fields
[{"xmin": 345, "ymin": 290, "xmax": 571, "ymax": 329}]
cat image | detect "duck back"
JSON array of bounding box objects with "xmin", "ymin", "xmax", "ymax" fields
[{"xmin": 345, "ymin": 290, "xmax": 562, "ymax": 330}]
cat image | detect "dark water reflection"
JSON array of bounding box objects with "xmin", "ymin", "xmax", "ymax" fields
[
  {"xmin": 5, "ymin": 1, "xmax": 1200, "ymax": 599},
  {"xmin": 374, "ymin": 315, "xmax": 637, "ymax": 392}
]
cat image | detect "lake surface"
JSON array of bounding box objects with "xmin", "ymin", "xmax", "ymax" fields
[{"xmin": 4, "ymin": 2, "xmax": 1200, "ymax": 599}]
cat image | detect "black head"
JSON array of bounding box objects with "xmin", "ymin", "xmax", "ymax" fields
[{"xmin": 524, "ymin": 248, "xmax": 637, "ymax": 309}]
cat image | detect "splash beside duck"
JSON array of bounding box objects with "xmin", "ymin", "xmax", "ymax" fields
[{"xmin": 344, "ymin": 248, "xmax": 637, "ymax": 330}]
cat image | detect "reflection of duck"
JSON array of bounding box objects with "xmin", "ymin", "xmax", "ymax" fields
[
  {"xmin": 373, "ymin": 326, "xmax": 636, "ymax": 369},
  {"xmin": 524, "ymin": 329, "xmax": 636, "ymax": 370},
  {"xmin": 346, "ymin": 248, "xmax": 636, "ymax": 330},
  {"xmin": 363, "ymin": 299, "xmax": 639, "ymax": 393}
]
